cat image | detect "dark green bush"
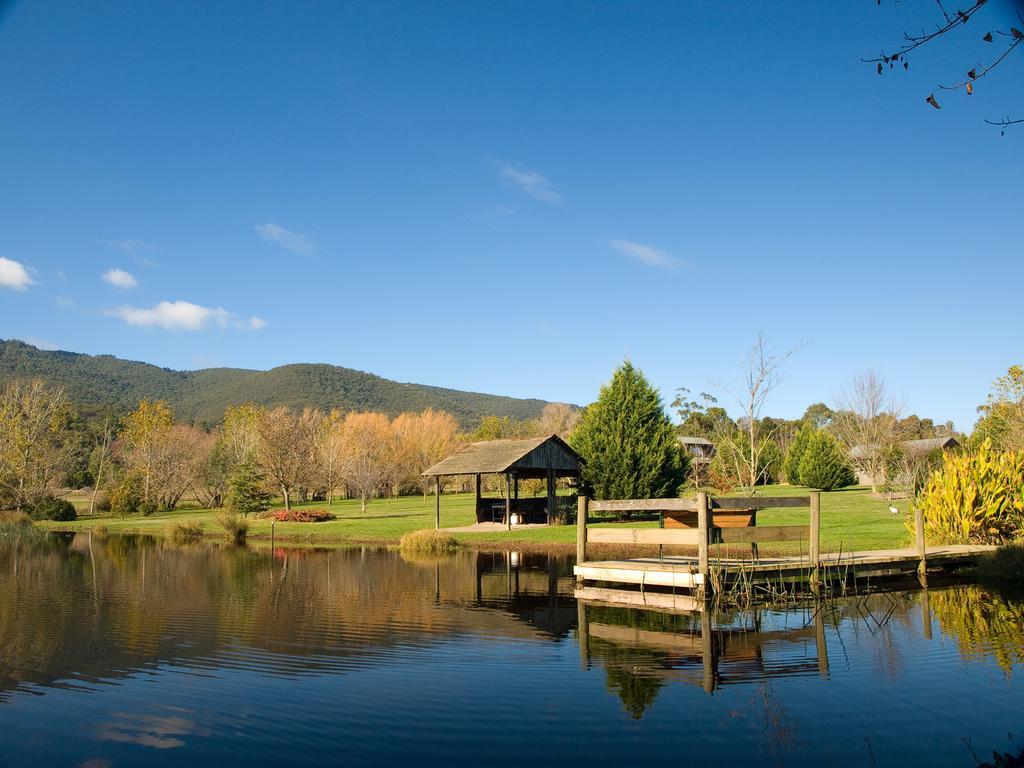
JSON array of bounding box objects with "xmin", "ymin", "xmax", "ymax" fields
[
  {"xmin": 138, "ymin": 500, "xmax": 159, "ymax": 517},
  {"xmin": 29, "ymin": 495, "xmax": 77, "ymax": 522},
  {"xmin": 798, "ymin": 430, "xmax": 855, "ymax": 491}
]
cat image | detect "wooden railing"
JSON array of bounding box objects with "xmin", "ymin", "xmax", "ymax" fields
[{"xmin": 576, "ymin": 492, "xmax": 821, "ymax": 584}]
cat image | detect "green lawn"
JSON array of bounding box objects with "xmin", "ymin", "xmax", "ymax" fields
[{"xmin": 42, "ymin": 485, "xmax": 912, "ymax": 553}]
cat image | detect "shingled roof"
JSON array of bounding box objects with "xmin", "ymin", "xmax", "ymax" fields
[{"xmin": 422, "ymin": 434, "xmax": 582, "ymax": 477}]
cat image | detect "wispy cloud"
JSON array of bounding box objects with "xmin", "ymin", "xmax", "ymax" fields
[
  {"xmin": 255, "ymin": 223, "xmax": 316, "ymax": 256},
  {"xmin": 0, "ymin": 257, "xmax": 34, "ymax": 291},
  {"xmin": 107, "ymin": 300, "xmax": 266, "ymax": 332},
  {"xmin": 19, "ymin": 335, "xmax": 59, "ymax": 351},
  {"xmin": 110, "ymin": 239, "xmax": 155, "ymax": 253},
  {"xmin": 609, "ymin": 239, "xmax": 682, "ymax": 271},
  {"xmin": 102, "ymin": 267, "xmax": 138, "ymax": 289},
  {"xmin": 496, "ymin": 162, "xmax": 562, "ymax": 204}
]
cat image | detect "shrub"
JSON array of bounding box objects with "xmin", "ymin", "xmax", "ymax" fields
[
  {"xmin": 94, "ymin": 492, "xmax": 112, "ymax": 512},
  {"xmin": 28, "ymin": 495, "xmax": 77, "ymax": 522},
  {"xmin": 138, "ymin": 500, "xmax": 159, "ymax": 517},
  {"xmin": 398, "ymin": 529, "xmax": 459, "ymax": 555},
  {"xmin": 784, "ymin": 425, "xmax": 814, "ymax": 485},
  {"xmin": 271, "ymin": 508, "xmax": 336, "ymax": 523},
  {"xmin": 797, "ymin": 431, "xmax": 855, "ymax": 491},
  {"xmin": 169, "ymin": 519, "xmax": 204, "ymax": 544},
  {"xmin": 109, "ymin": 474, "xmax": 143, "ymax": 517},
  {"xmin": 215, "ymin": 510, "xmax": 249, "ymax": 544},
  {"xmin": 915, "ymin": 439, "xmax": 1024, "ymax": 544}
]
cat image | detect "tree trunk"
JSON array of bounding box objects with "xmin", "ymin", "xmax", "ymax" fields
[{"xmin": 282, "ymin": 486, "xmax": 290, "ymax": 510}]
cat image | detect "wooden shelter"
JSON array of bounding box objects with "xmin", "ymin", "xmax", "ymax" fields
[{"xmin": 422, "ymin": 435, "xmax": 582, "ymax": 530}]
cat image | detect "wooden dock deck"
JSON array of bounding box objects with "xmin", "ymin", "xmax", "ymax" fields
[
  {"xmin": 573, "ymin": 492, "xmax": 996, "ymax": 593},
  {"xmin": 573, "ymin": 545, "xmax": 995, "ymax": 590}
]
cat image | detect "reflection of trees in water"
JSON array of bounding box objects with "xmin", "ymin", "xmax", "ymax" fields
[
  {"xmin": 0, "ymin": 536, "xmax": 575, "ymax": 701},
  {"xmin": 931, "ymin": 586, "xmax": 1024, "ymax": 674}
]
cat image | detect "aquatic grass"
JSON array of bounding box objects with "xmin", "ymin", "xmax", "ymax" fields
[
  {"xmin": 399, "ymin": 529, "xmax": 459, "ymax": 556},
  {"xmin": 169, "ymin": 519, "xmax": 205, "ymax": 545},
  {"xmin": 215, "ymin": 511, "xmax": 249, "ymax": 545}
]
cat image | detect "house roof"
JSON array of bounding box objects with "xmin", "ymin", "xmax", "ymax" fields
[
  {"xmin": 678, "ymin": 436, "xmax": 714, "ymax": 447},
  {"xmin": 850, "ymin": 435, "xmax": 959, "ymax": 459},
  {"xmin": 422, "ymin": 434, "xmax": 583, "ymax": 477}
]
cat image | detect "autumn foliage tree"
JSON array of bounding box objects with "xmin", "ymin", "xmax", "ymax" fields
[
  {"xmin": 339, "ymin": 412, "xmax": 393, "ymax": 512},
  {"xmin": 0, "ymin": 379, "xmax": 78, "ymax": 511}
]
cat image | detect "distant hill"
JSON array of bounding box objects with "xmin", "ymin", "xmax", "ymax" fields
[{"xmin": 0, "ymin": 340, "xmax": 551, "ymax": 428}]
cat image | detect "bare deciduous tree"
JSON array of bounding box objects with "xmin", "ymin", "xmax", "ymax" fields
[
  {"xmin": 716, "ymin": 333, "xmax": 800, "ymax": 494},
  {"xmin": 339, "ymin": 412, "xmax": 393, "ymax": 512},
  {"xmin": 832, "ymin": 371, "xmax": 905, "ymax": 493}
]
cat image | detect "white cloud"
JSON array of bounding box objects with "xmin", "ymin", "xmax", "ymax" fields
[
  {"xmin": 0, "ymin": 257, "xmax": 34, "ymax": 291},
  {"xmin": 609, "ymin": 239, "xmax": 682, "ymax": 271},
  {"xmin": 107, "ymin": 300, "xmax": 266, "ymax": 332},
  {"xmin": 102, "ymin": 267, "xmax": 138, "ymax": 289},
  {"xmin": 255, "ymin": 223, "xmax": 316, "ymax": 256},
  {"xmin": 497, "ymin": 162, "xmax": 562, "ymax": 204}
]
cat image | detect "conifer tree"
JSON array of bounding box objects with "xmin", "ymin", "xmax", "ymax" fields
[
  {"xmin": 225, "ymin": 459, "xmax": 272, "ymax": 517},
  {"xmin": 797, "ymin": 430, "xmax": 855, "ymax": 491},
  {"xmin": 784, "ymin": 424, "xmax": 814, "ymax": 485},
  {"xmin": 570, "ymin": 362, "xmax": 686, "ymax": 500}
]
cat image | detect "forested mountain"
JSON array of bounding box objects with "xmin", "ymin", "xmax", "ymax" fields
[{"xmin": 0, "ymin": 340, "xmax": 550, "ymax": 427}]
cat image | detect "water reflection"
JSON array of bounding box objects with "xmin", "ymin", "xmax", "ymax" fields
[{"xmin": 1, "ymin": 533, "xmax": 1024, "ymax": 766}]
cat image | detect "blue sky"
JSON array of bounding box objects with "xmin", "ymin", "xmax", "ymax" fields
[{"xmin": 0, "ymin": 1, "xmax": 1021, "ymax": 431}]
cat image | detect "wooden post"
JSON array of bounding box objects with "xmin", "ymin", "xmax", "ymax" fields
[
  {"xmin": 814, "ymin": 608, "xmax": 829, "ymax": 679},
  {"xmin": 701, "ymin": 604, "xmax": 715, "ymax": 694},
  {"xmin": 809, "ymin": 491, "xmax": 821, "ymax": 591},
  {"xmin": 474, "ymin": 473, "xmax": 481, "ymax": 522},
  {"xmin": 546, "ymin": 468, "xmax": 556, "ymax": 525},
  {"xmin": 921, "ymin": 588, "xmax": 933, "ymax": 640},
  {"xmin": 915, "ymin": 506, "xmax": 927, "ymax": 583},
  {"xmin": 576, "ymin": 495, "xmax": 589, "ymax": 573},
  {"xmin": 697, "ymin": 492, "xmax": 711, "ymax": 592},
  {"xmin": 505, "ymin": 472, "xmax": 512, "ymax": 531},
  {"xmin": 434, "ymin": 475, "xmax": 441, "ymax": 530},
  {"xmin": 577, "ymin": 599, "xmax": 590, "ymax": 669}
]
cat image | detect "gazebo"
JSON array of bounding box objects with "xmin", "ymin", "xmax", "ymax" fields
[{"xmin": 422, "ymin": 434, "xmax": 583, "ymax": 530}]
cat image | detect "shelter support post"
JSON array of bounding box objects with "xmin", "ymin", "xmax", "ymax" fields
[
  {"xmin": 505, "ymin": 473, "xmax": 512, "ymax": 531},
  {"xmin": 435, "ymin": 476, "xmax": 441, "ymax": 530},
  {"xmin": 546, "ymin": 468, "xmax": 556, "ymax": 525}
]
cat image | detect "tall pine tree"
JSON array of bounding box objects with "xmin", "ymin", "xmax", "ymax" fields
[{"xmin": 571, "ymin": 362, "xmax": 686, "ymax": 500}]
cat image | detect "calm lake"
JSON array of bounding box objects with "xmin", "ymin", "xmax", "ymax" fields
[{"xmin": 1, "ymin": 533, "xmax": 1023, "ymax": 767}]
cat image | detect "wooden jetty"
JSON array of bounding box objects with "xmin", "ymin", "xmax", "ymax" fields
[{"xmin": 574, "ymin": 492, "xmax": 995, "ymax": 593}]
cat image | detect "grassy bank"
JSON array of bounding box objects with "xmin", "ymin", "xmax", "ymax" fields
[{"xmin": 39, "ymin": 485, "xmax": 911, "ymax": 552}]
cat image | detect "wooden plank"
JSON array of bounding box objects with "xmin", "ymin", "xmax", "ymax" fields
[
  {"xmin": 574, "ymin": 586, "xmax": 704, "ymax": 615},
  {"xmin": 712, "ymin": 496, "xmax": 810, "ymax": 510},
  {"xmin": 665, "ymin": 510, "xmax": 754, "ymax": 528},
  {"xmin": 587, "ymin": 527, "xmax": 702, "ymax": 546},
  {"xmin": 712, "ymin": 525, "xmax": 809, "ymax": 544},
  {"xmin": 572, "ymin": 563, "xmax": 702, "ymax": 588},
  {"xmin": 589, "ymin": 622, "xmax": 704, "ymax": 653},
  {"xmin": 589, "ymin": 498, "xmax": 699, "ymax": 513}
]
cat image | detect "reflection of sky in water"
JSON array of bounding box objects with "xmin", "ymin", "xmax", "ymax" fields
[{"xmin": 0, "ymin": 536, "xmax": 1022, "ymax": 767}]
